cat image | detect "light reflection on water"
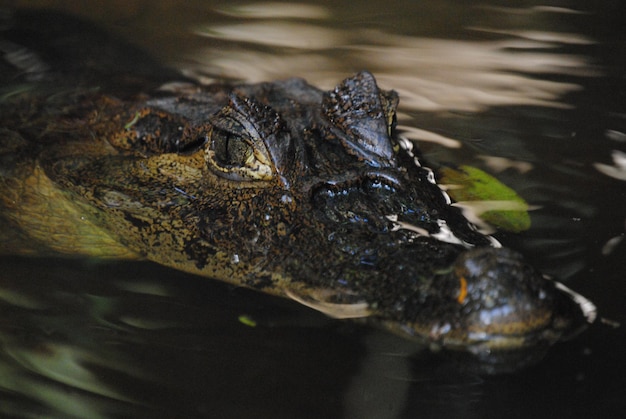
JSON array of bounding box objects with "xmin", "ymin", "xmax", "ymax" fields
[
  {"xmin": 1, "ymin": 1, "xmax": 625, "ymax": 418},
  {"xmin": 191, "ymin": 5, "xmax": 597, "ymax": 114}
]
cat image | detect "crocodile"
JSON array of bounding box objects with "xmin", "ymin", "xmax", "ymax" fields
[{"xmin": 0, "ymin": 10, "xmax": 594, "ymax": 369}]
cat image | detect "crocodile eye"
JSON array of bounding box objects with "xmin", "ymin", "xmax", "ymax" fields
[
  {"xmin": 205, "ymin": 95, "xmax": 275, "ymax": 181},
  {"xmin": 206, "ymin": 126, "xmax": 273, "ymax": 181},
  {"xmin": 211, "ymin": 129, "xmax": 254, "ymax": 167}
]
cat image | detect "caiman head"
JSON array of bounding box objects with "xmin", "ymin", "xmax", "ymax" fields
[{"xmin": 42, "ymin": 71, "xmax": 594, "ymax": 368}]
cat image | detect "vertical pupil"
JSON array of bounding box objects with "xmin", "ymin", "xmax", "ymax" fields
[{"xmin": 213, "ymin": 129, "xmax": 251, "ymax": 166}]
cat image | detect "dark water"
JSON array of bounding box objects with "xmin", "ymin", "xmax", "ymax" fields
[{"xmin": 1, "ymin": 1, "xmax": 625, "ymax": 418}]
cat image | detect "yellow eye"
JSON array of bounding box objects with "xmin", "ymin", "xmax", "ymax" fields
[
  {"xmin": 205, "ymin": 126, "xmax": 273, "ymax": 181},
  {"xmin": 204, "ymin": 95, "xmax": 275, "ymax": 182},
  {"xmin": 211, "ymin": 129, "xmax": 254, "ymax": 167}
]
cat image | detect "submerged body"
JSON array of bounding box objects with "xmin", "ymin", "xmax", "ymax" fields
[{"xmin": 0, "ymin": 11, "xmax": 594, "ymax": 370}]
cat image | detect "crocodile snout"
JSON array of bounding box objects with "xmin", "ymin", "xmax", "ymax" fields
[{"xmin": 426, "ymin": 246, "xmax": 594, "ymax": 352}]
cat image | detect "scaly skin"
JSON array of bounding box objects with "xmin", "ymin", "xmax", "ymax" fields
[{"xmin": 0, "ymin": 10, "xmax": 593, "ymax": 369}]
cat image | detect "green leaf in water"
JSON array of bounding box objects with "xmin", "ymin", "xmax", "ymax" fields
[
  {"xmin": 238, "ymin": 315, "xmax": 257, "ymax": 327},
  {"xmin": 440, "ymin": 165, "xmax": 531, "ymax": 233}
]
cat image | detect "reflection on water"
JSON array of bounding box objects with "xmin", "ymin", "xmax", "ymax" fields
[
  {"xmin": 2, "ymin": 0, "xmax": 626, "ymax": 418},
  {"xmin": 0, "ymin": 256, "xmax": 369, "ymax": 418},
  {"xmin": 186, "ymin": 1, "xmax": 601, "ymax": 154},
  {"xmin": 594, "ymin": 149, "xmax": 626, "ymax": 180},
  {"xmin": 193, "ymin": 3, "xmax": 597, "ymax": 114},
  {"xmin": 216, "ymin": 2, "xmax": 330, "ymax": 19}
]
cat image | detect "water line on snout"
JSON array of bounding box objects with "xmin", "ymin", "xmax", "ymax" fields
[
  {"xmin": 384, "ymin": 214, "xmax": 499, "ymax": 248},
  {"xmin": 391, "ymin": 134, "xmax": 505, "ymax": 248},
  {"xmin": 283, "ymin": 288, "xmax": 371, "ymax": 319},
  {"xmin": 309, "ymin": 161, "xmax": 504, "ymax": 249}
]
